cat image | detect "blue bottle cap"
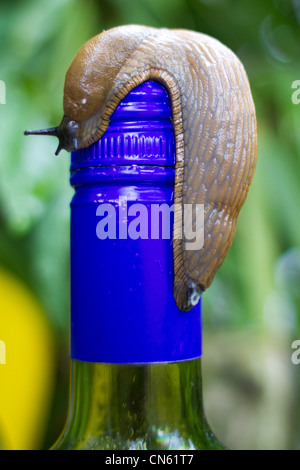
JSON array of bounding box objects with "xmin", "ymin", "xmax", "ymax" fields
[{"xmin": 70, "ymin": 81, "xmax": 175, "ymax": 171}]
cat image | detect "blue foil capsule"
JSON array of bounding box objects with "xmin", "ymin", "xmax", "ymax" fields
[{"xmin": 70, "ymin": 81, "xmax": 201, "ymax": 363}]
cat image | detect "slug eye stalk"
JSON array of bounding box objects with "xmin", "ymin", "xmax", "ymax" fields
[
  {"xmin": 24, "ymin": 127, "xmax": 61, "ymax": 155},
  {"xmin": 24, "ymin": 118, "xmax": 79, "ymax": 156}
]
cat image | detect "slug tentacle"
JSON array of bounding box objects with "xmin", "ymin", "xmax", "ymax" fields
[
  {"xmin": 24, "ymin": 117, "xmax": 79, "ymax": 155},
  {"xmin": 24, "ymin": 25, "xmax": 257, "ymax": 311}
]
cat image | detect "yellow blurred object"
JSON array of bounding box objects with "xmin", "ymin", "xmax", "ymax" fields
[{"xmin": 0, "ymin": 267, "xmax": 56, "ymax": 450}]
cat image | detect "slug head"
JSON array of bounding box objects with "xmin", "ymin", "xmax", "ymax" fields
[{"xmin": 24, "ymin": 25, "xmax": 155, "ymax": 154}]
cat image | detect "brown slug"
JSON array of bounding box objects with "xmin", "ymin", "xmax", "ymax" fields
[{"xmin": 25, "ymin": 24, "xmax": 257, "ymax": 311}]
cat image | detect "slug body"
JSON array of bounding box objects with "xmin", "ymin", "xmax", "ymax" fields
[{"xmin": 25, "ymin": 25, "xmax": 257, "ymax": 311}]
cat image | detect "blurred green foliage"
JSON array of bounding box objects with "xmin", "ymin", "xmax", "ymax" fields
[{"xmin": 0, "ymin": 0, "xmax": 300, "ymax": 450}]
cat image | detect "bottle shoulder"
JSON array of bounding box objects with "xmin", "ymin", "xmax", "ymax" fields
[
  {"xmin": 50, "ymin": 360, "xmax": 226, "ymax": 451},
  {"xmin": 51, "ymin": 425, "xmax": 226, "ymax": 450}
]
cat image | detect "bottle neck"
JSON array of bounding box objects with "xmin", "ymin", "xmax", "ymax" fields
[{"xmin": 54, "ymin": 358, "xmax": 219, "ymax": 450}]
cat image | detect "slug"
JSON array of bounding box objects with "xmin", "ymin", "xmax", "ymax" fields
[{"xmin": 25, "ymin": 24, "xmax": 257, "ymax": 311}]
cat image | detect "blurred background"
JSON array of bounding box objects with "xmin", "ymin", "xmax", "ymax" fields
[{"xmin": 0, "ymin": 0, "xmax": 299, "ymax": 450}]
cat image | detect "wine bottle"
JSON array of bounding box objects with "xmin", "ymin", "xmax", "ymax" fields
[{"xmin": 51, "ymin": 81, "xmax": 224, "ymax": 450}]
